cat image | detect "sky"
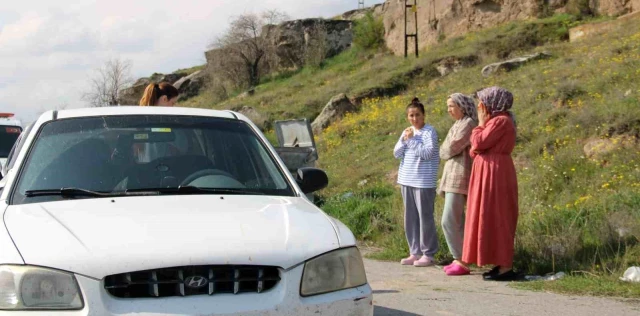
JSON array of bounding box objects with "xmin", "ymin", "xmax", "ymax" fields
[{"xmin": 0, "ymin": 0, "xmax": 385, "ymax": 124}]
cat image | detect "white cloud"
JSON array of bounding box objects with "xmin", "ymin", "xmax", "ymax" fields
[{"xmin": 0, "ymin": 0, "xmax": 384, "ymax": 123}]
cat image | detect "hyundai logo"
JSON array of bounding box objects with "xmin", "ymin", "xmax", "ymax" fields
[{"xmin": 184, "ymin": 276, "xmax": 209, "ymax": 289}]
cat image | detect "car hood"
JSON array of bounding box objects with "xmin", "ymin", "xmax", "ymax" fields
[{"xmin": 4, "ymin": 195, "xmax": 340, "ymax": 279}]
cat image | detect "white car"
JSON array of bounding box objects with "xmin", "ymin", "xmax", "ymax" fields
[{"xmin": 0, "ymin": 107, "xmax": 373, "ymax": 315}]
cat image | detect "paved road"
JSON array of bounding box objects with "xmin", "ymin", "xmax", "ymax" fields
[{"xmin": 364, "ymin": 259, "xmax": 640, "ymax": 316}]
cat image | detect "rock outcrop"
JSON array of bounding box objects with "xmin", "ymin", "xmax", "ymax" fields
[
  {"xmin": 311, "ymin": 94, "xmax": 358, "ymax": 134},
  {"xmin": 205, "ymin": 19, "xmax": 354, "ymax": 72},
  {"xmin": 265, "ymin": 19, "xmax": 354, "ymax": 69},
  {"xmin": 377, "ymin": 0, "xmax": 640, "ymax": 56},
  {"xmin": 481, "ymin": 52, "xmax": 552, "ymax": 76},
  {"xmin": 173, "ymin": 70, "xmax": 209, "ymax": 101}
]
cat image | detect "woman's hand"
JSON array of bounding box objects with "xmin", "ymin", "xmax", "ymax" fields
[
  {"xmin": 478, "ymin": 103, "xmax": 490, "ymax": 127},
  {"xmin": 403, "ymin": 127, "xmax": 414, "ymax": 141}
]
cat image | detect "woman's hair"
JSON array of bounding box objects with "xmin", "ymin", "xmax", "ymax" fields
[
  {"xmin": 406, "ymin": 97, "xmax": 425, "ymax": 114},
  {"xmin": 448, "ymin": 93, "xmax": 478, "ymax": 122},
  {"xmin": 139, "ymin": 82, "xmax": 179, "ymax": 106}
]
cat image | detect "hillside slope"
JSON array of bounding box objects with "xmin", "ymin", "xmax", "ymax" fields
[{"xmin": 185, "ymin": 14, "xmax": 640, "ymax": 275}]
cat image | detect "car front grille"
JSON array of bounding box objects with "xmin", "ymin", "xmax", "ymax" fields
[{"xmin": 104, "ymin": 265, "xmax": 280, "ymax": 298}]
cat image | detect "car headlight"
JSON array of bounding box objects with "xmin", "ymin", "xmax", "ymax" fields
[
  {"xmin": 300, "ymin": 247, "xmax": 367, "ymax": 297},
  {"xmin": 0, "ymin": 265, "xmax": 83, "ymax": 310}
]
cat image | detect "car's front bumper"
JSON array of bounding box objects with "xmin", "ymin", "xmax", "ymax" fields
[{"xmin": 0, "ymin": 265, "xmax": 373, "ymax": 316}]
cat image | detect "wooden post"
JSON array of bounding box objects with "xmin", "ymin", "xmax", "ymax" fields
[{"xmin": 404, "ymin": 0, "xmax": 419, "ymax": 58}]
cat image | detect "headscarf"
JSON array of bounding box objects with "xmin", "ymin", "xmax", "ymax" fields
[
  {"xmin": 448, "ymin": 93, "xmax": 477, "ymax": 122},
  {"xmin": 476, "ymin": 86, "xmax": 516, "ymax": 125}
]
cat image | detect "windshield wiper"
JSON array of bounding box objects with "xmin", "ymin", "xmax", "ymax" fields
[
  {"xmin": 126, "ymin": 186, "xmax": 265, "ymax": 195},
  {"xmin": 24, "ymin": 188, "xmax": 159, "ymax": 198}
]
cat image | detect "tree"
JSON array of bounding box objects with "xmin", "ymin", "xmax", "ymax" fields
[
  {"xmin": 212, "ymin": 10, "xmax": 289, "ymax": 88},
  {"xmin": 83, "ymin": 58, "xmax": 133, "ymax": 107}
]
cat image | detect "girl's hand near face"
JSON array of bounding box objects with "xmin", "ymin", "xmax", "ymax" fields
[{"xmin": 404, "ymin": 127, "xmax": 414, "ymax": 141}]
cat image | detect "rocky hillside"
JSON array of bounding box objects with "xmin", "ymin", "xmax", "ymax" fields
[
  {"xmin": 120, "ymin": 0, "xmax": 640, "ymax": 280},
  {"xmin": 346, "ymin": 0, "xmax": 640, "ymax": 55},
  {"xmin": 184, "ymin": 11, "xmax": 640, "ymax": 278},
  {"xmin": 122, "ymin": 0, "xmax": 640, "ymax": 106}
]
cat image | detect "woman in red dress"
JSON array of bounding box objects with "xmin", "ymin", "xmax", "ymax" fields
[{"xmin": 445, "ymin": 86, "xmax": 519, "ymax": 281}]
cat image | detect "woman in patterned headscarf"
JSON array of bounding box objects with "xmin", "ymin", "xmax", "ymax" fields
[
  {"xmin": 446, "ymin": 86, "xmax": 520, "ymax": 281},
  {"xmin": 438, "ymin": 93, "xmax": 478, "ymax": 276}
]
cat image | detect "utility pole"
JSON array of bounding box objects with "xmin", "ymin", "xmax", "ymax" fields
[
  {"xmin": 358, "ymin": 0, "xmax": 365, "ymax": 9},
  {"xmin": 404, "ymin": 0, "xmax": 419, "ymax": 58}
]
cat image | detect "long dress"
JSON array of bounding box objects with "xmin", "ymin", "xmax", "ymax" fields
[{"xmin": 462, "ymin": 114, "xmax": 519, "ymax": 267}]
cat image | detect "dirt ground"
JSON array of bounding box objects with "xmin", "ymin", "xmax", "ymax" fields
[{"xmin": 364, "ymin": 259, "xmax": 640, "ymax": 316}]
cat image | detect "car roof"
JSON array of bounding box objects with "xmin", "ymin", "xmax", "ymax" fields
[
  {"xmin": 53, "ymin": 106, "xmax": 238, "ymax": 121},
  {"xmin": 0, "ymin": 114, "xmax": 22, "ymax": 127},
  {"xmin": 0, "ymin": 119, "xmax": 21, "ymax": 127}
]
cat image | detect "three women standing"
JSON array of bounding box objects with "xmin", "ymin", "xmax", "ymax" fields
[{"xmin": 395, "ymin": 87, "xmax": 519, "ymax": 281}]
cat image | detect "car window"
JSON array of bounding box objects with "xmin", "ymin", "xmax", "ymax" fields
[
  {"xmin": 11, "ymin": 115, "xmax": 293, "ymax": 204},
  {"xmin": 6, "ymin": 123, "xmax": 33, "ymax": 172},
  {"xmin": 0, "ymin": 125, "xmax": 22, "ymax": 157}
]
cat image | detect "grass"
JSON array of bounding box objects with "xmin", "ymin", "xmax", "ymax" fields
[
  {"xmin": 315, "ymin": 14, "xmax": 640, "ymax": 281},
  {"xmin": 173, "ymin": 65, "xmax": 206, "ymax": 76},
  {"xmin": 512, "ymin": 275, "xmax": 640, "ymax": 298}
]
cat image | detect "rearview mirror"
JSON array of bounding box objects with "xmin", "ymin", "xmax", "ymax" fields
[{"xmin": 296, "ymin": 167, "xmax": 328, "ymax": 194}]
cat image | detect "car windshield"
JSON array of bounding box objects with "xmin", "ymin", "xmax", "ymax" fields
[
  {"xmin": 12, "ymin": 115, "xmax": 294, "ymax": 204},
  {"xmin": 0, "ymin": 126, "xmax": 22, "ymax": 157}
]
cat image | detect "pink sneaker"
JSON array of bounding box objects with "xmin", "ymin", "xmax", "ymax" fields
[
  {"xmin": 400, "ymin": 255, "xmax": 420, "ymax": 265},
  {"xmin": 445, "ymin": 263, "xmax": 471, "ymax": 276},
  {"xmin": 413, "ymin": 256, "xmax": 435, "ymax": 267}
]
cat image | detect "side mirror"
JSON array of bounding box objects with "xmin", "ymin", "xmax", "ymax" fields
[{"xmin": 296, "ymin": 167, "xmax": 328, "ymax": 194}]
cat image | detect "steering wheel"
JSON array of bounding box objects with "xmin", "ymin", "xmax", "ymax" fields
[{"xmin": 180, "ymin": 169, "xmax": 241, "ymax": 186}]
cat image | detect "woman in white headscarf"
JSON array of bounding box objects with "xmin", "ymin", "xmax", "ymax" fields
[{"xmin": 438, "ymin": 93, "xmax": 477, "ymax": 276}]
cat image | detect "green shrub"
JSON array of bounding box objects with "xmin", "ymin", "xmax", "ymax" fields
[{"xmin": 353, "ymin": 12, "xmax": 385, "ymax": 50}]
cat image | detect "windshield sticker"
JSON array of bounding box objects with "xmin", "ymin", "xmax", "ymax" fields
[
  {"xmin": 134, "ymin": 133, "xmax": 149, "ymax": 140},
  {"xmin": 151, "ymin": 128, "xmax": 172, "ymax": 133}
]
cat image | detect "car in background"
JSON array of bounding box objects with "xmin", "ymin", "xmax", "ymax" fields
[
  {"xmin": 0, "ymin": 113, "xmax": 22, "ymax": 173},
  {"xmin": 0, "ymin": 106, "xmax": 372, "ymax": 315}
]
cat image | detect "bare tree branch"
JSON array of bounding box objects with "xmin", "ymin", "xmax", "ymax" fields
[
  {"xmin": 209, "ymin": 10, "xmax": 289, "ymax": 89},
  {"xmin": 82, "ymin": 58, "xmax": 133, "ymax": 107}
]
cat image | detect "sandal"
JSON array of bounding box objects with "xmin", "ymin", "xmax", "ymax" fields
[
  {"xmin": 445, "ymin": 263, "xmax": 471, "ymax": 276},
  {"xmin": 482, "ymin": 266, "xmax": 500, "ymax": 278},
  {"xmin": 483, "ymin": 269, "xmax": 519, "ymax": 281}
]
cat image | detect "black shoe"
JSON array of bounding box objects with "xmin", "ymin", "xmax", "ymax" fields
[
  {"xmin": 482, "ymin": 266, "xmax": 500, "ymax": 278},
  {"xmin": 483, "ymin": 269, "xmax": 518, "ymax": 281}
]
